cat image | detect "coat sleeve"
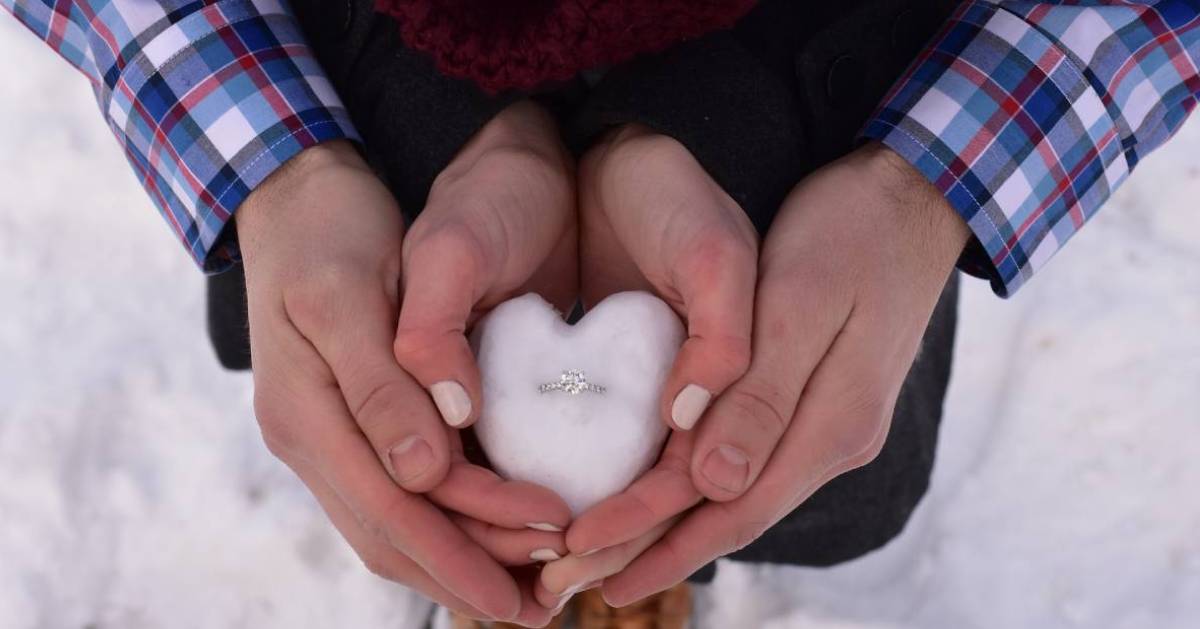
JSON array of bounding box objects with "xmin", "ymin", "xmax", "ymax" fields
[
  {"xmin": 3, "ymin": 0, "xmax": 359, "ymax": 271},
  {"xmin": 861, "ymin": 0, "xmax": 1200, "ymax": 296}
]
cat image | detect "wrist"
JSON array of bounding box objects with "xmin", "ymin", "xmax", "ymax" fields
[
  {"xmin": 237, "ymin": 140, "xmax": 368, "ymax": 242},
  {"xmin": 860, "ymin": 141, "xmax": 970, "ymax": 262}
]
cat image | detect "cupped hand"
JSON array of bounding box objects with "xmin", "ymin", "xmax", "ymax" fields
[
  {"xmin": 585, "ymin": 142, "xmax": 970, "ymax": 606},
  {"xmin": 394, "ymin": 100, "xmax": 578, "ymax": 431},
  {"xmin": 241, "ymin": 99, "xmax": 576, "ymax": 628},
  {"xmin": 532, "ymin": 125, "xmax": 758, "ymax": 608},
  {"xmin": 578, "ymin": 124, "xmax": 758, "ymax": 431}
]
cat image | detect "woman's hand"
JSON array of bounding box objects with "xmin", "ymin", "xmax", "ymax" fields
[
  {"xmin": 240, "ymin": 98, "xmax": 577, "ymax": 627},
  {"xmin": 587, "ymin": 142, "xmax": 969, "ymax": 606},
  {"xmin": 394, "ymin": 100, "xmax": 578, "ymax": 430},
  {"xmin": 578, "ymin": 124, "xmax": 758, "ymax": 431},
  {"xmin": 532, "ymin": 124, "xmax": 758, "ymax": 607}
]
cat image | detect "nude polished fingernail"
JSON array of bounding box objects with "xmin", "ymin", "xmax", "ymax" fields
[
  {"xmin": 701, "ymin": 444, "xmax": 750, "ymax": 493},
  {"xmin": 556, "ymin": 580, "xmax": 599, "ymax": 612},
  {"xmin": 529, "ymin": 548, "xmax": 562, "ymax": 562},
  {"xmin": 389, "ymin": 435, "xmax": 433, "ymax": 483},
  {"xmin": 526, "ymin": 522, "xmax": 563, "ymax": 532},
  {"xmin": 671, "ymin": 384, "xmax": 712, "ymax": 430},
  {"xmin": 558, "ymin": 581, "xmax": 588, "ymax": 597},
  {"xmin": 554, "ymin": 592, "xmax": 572, "ymax": 614},
  {"xmin": 430, "ymin": 381, "xmax": 471, "ymax": 427}
]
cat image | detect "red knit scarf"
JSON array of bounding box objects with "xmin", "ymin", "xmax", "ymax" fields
[{"xmin": 375, "ymin": 0, "xmax": 757, "ymax": 93}]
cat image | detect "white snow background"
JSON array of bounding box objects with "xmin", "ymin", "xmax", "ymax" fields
[{"xmin": 2, "ymin": 15, "xmax": 1198, "ymax": 629}]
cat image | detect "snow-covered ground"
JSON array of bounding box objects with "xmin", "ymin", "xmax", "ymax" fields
[{"xmin": 1, "ymin": 16, "xmax": 1197, "ymax": 629}]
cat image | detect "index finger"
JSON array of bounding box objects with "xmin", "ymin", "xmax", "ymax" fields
[
  {"xmin": 428, "ymin": 428, "xmax": 572, "ymax": 531},
  {"xmin": 660, "ymin": 219, "xmax": 757, "ymax": 431}
]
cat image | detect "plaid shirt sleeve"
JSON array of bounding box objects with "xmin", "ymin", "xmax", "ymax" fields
[
  {"xmin": 862, "ymin": 1, "xmax": 1200, "ymax": 297},
  {"xmin": 3, "ymin": 0, "xmax": 359, "ymax": 272}
]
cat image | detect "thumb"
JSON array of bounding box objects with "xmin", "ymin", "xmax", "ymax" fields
[
  {"xmin": 394, "ymin": 222, "xmax": 489, "ymax": 428},
  {"xmin": 660, "ymin": 222, "xmax": 757, "ymax": 431},
  {"xmin": 397, "ymin": 101, "xmax": 573, "ymax": 429}
]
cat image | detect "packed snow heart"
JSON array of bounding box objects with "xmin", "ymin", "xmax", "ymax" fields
[{"xmin": 471, "ymin": 292, "xmax": 685, "ymax": 515}]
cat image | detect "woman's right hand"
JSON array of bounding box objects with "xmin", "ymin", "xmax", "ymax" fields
[{"xmin": 240, "ymin": 99, "xmax": 576, "ymax": 627}]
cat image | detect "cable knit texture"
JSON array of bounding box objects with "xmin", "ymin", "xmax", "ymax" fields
[{"xmin": 375, "ymin": 0, "xmax": 757, "ymax": 92}]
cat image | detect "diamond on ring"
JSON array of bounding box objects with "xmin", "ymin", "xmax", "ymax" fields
[{"xmin": 539, "ymin": 369, "xmax": 606, "ymax": 395}]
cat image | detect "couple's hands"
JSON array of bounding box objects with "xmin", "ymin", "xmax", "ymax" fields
[
  {"xmin": 239, "ymin": 101, "xmax": 575, "ymax": 626},
  {"xmin": 543, "ymin": 134, "xmax": 969, "ymax": 608},
  {"xmin": 239, "ymin": 95, "xmax": 968, "ymax": 624}
]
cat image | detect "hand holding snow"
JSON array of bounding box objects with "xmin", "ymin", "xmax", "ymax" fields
[{"xmin": 471, "ymin": 292, "xmax": 685, "ymax": 515}]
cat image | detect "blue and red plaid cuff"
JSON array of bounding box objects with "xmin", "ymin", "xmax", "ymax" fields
[
  {"xmin": 863, "ymin": 1, "xmax": 1200, "ymax": 297},
  {"xmin": 5, "ymin": 0, "xmax": 360, "ymax": 271}
]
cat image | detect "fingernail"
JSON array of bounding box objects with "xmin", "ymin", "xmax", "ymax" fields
[
  {"xmin": 529, "ymin": 548, "xmax": 562, "ymax": 562},
  {"xmin": 526, "ymin": 522, "xmax": 563, "ymax": 532},
  {"xmin": 555, "ymin": 579, "xmax": 599, "ymax": 613},
  {"xmin": 389, "ymin": 435, "xmax": 433, "ymax": 483},
  {"xmin": 671, "ymin": 384, "xmax": 712, "ymax": 430},
  {"xmin": 430, "ymin": 381, "xmax": 471, "ymax": 427},
  {"xmin": 702, "ymin": 444, "xmax": 750, "ymax": 493},
  {"xmin": 558, "ymin": 580, "xmax": 588, "ymax": 597},
  {"xmin": 578, "ymin": 547, "xmax": 602, "ymax": 557}
]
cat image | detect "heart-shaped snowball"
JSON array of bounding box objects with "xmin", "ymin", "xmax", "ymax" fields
[{"xmin": 472, "ymin": 291, "xmax": 685, "ymax": 515}]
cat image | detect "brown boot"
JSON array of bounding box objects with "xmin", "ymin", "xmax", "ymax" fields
[
  {"xmin": 575, "ymin": 582, "xmax": 692, "ymax": 629},
  {"xmin": 448, "ymin": 607, "xmax": 569, "ymax": 629}
]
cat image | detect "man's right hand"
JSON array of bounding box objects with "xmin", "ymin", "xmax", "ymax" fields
[{"xmin": 238, "ymin": 100, "xmax": 575, "ymax": 626}]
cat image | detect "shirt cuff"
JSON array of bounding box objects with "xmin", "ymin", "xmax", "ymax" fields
[
  {"xmin": 860, "ymin": 2, "xmax": 1127, "ymax": 297},
  {"xmin": 105, "ymin": 0, "xmax": 359, "ymax": 272}
]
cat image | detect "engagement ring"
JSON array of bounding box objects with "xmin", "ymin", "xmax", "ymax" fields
[{"xmin": 539, "ymin": 369, "xmax": 606, "ymax": 395}]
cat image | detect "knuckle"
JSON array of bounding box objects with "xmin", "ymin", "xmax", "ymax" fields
[
  {"xmin": 253, "ymin": 396, "xmax": 301, "ymax": 459},
  {"xmin": 360, "ymin": 492, "xmax": 413, "ymax": 549},
  {"xmin": 826, "ymin": 391, "xmax": 893, "ymax": 468},
  {"xmin": 656, "ymin": 530, "xmax": 694, "ymax": 569},
  {"xmin": 392, "ymin": 325, "xmax": 453, "ymax": 369},
  {"xmin": 349, "ymin": 378, "xmax": 408, "ymax": 433},
  {"xmin": 722, "ymin": 383, "xmax": 791, "ymax": 437},
  {"xmin": 403, "ymin": 221, "xmax": 489, "ymax": 279},
  {"xmin": 284, "ymin": 265, "xmax": 361, "ymax": 332},
  {"xmin": 716, "ymin": 504, "xmax": 769, "ymax": 554},
  {"xmin": 659, "ymin": 449, "xmax": 692, "ymax": 477},
  {"xmin": 713, "ymin": 338, "xmax": 753, "ymax": 380},
  {"xmin": 846, "ymin": 437, "xmax": 886, "ymax": 470},
  {"xmin": 360, "ymin": 553, "xmax": 406, "ymax": 584},
  {"xmin": 730, "ymin": 521, "xmax": 769, "ymax": 553},
  {"xmin": 259, "ymin": 432, "xmax": 292, "ymax": 461},
  {"xmin": 356, "ymin": 511, "xmax": 386, "ymax": 544},
  {"xmin": 681, "ymin": 225, "xmax": 756, "ymax": 280}
]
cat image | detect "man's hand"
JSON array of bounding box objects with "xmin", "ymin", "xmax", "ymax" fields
[
  {"xmin": 584, "ymin": 142, "xmax": 969, "ymax": 606},
  {"xmin": 240, "ymin": 99, "xmax": 576, "ymax": 627}
]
